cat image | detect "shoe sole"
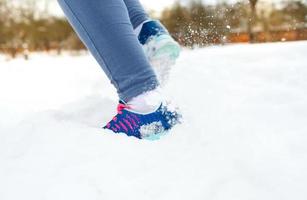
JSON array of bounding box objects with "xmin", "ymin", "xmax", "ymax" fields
[
  {"xmin": 150, "ymin": 35, "xmax": 181, "ymax": 61},
  {"xmin": 143, "ymin": 131, "xmax": 169, "ymax": 141}
]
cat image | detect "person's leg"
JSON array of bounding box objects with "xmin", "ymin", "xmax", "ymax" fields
[
  {"xmin": 123, "ymin": 0, "xmax": 181, "ymax": 86},
  {"xmin": 122, "ymin": 0, "xmax": 149, "ymax": 29},
  {"xmin": 57, "ymin": 0, "xmax": 181, "ymax": 138},
  {"xmin": 57, "ymin": 0, "xmax": 158, "ymax": 102}
]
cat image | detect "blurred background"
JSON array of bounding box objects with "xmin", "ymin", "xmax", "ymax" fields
[{"xmin": 0, "ymin": 0, "xmax": 306, "ymax": 58}]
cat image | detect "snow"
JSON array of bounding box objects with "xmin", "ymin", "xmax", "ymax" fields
[{"xmin": 1, "ymin": 41, "xmax": 307, "ymax": 200}]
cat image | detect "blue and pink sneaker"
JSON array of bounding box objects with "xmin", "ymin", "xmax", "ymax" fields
[{"xmin": 103, "ymin": 101, "xmax": 181, "ymax": 140}]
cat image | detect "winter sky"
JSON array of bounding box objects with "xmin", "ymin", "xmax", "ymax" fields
[
  {"xmin": 47, "ymin": 0, "xmax": 231, "ymax": 16},
  {"xmin": 31, "ymin": 0, "xmax": 286, "ymax": 16}
]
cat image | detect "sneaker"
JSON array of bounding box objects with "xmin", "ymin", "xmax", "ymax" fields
[
  {"xmin": 138, "ymin": 20, "xmax": 181, "ymax": 85},
  {"xmin": 103, "ymin": 101, "xmax": 181, "ymax": 140}
]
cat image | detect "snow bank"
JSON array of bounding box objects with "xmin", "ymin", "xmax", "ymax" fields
[{"xmin": 1, "ymin": 41, "xmax": 307, "ymax": 200}]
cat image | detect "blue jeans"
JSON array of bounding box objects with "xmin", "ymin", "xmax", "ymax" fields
[
  {"xmin": 123, "ymin": 0, "xmax": 148, "ymax": 29},
  {"xmin": 57, "ymin": 0, "xmax": 158, "ymax": 102}
]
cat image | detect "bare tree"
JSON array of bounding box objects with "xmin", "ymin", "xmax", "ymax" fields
[{"xmin": 248, "ymin": 0, "xmax": 258, "ymax": 42}]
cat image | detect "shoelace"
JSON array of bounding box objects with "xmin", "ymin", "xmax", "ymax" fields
[
  {"xmin": 105, "ymin": 103, "xmax": 140, "ymax": 133},
  {"xmin": 117, "ymin": 103, "xmax": 130, "ymax": 114}
]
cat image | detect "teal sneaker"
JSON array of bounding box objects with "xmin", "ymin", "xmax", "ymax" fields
[{"xmin": 138, "ymin": 20, "xmax": 181, "ymax": 85}]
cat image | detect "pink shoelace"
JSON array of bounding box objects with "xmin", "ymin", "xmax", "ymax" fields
[
  {"xmin": 117, "ymin": 103, "xmax": 130, "ymax": 114},
  {"xmin": 105, "ymin": 103, "xmax": 139, "ymax": 132}
]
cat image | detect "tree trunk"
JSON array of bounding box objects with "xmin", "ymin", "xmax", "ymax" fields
[{"xmin": 248, "ymin": 0, "xmax": 258, "ymax": 43}]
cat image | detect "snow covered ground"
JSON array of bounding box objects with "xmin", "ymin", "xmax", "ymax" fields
[{"xmin": 0, "ymin": 41, "xmax": 307, "ymax": 200}]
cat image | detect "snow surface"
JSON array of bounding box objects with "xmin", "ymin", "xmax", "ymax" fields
[{"xmin": 1, "ymin": 41, "xmax": 307, "ymax": 200}]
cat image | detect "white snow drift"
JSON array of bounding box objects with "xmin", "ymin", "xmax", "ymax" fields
[{"xmin": 0, "ymin": 41, "xmax": 307, "ymax": 200}]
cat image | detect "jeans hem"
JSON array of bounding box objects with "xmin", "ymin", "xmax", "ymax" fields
[{"xmin": 119, "ymin": 76, "xmax": 159, "ymax": 102}]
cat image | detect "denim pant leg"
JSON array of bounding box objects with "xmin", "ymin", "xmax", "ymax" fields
[
  {"xmin": 123, "ymin": 0, "xmax": 149, "ymax": 29},
  {"xmin": 57, "ymin": 0, "xmax": 158, "ymax": 102}
]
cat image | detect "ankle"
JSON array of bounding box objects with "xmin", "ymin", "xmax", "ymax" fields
[{"xmin": 126, "ymin": 89, "xmax": 162, "ymax": 113}]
